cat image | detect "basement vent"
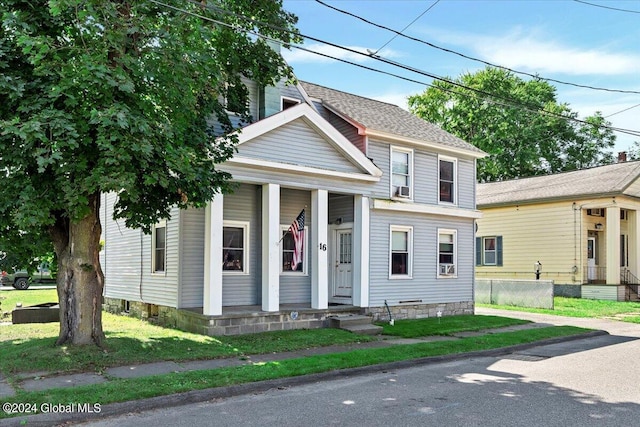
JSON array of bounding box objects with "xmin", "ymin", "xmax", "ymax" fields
[{"xmin": 399, "ymin": 299, "xmax": 423, "ymax": 304}]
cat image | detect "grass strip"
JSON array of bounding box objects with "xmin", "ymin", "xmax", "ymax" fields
[
  {"xmin": 377, "ymin": 314, "xmax": 530, "ymax": 337},
  {"xmin": 479, "ymin": 297, "xmax": 640, "ymax": 323},
  {"xmin": 1, "ymin": 325, "xmax": 590, "ymax": 420}
]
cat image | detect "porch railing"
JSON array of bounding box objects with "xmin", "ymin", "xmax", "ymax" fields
[
  {"xmin": 584, "ymin": 266, "xmax": 606, "ymax": 283},
  {"xmin": 621, "ymin": 269, "xmax": 640, "ymax": 299}
]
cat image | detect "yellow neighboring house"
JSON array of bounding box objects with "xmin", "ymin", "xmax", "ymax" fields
[{"xmin": 476, "ymin": 159, "xmax": 640, "ymax": 301}]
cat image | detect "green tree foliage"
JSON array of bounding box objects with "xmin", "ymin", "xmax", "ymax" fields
[
  {"xmin": 408, "ymin": 67, "xmax": 615, "ymax": 182},
  {"xmin": 0, "ymin": 0, "xmax": 299, "ymax": 346}
]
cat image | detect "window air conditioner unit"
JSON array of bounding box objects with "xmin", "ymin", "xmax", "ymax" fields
[
  {"xmin": 439, "ymin": 264, "xmax": 455, "ymax": 275},
  {"xmin": 396, "ymin": 186, "xmax": 410, "ymax": 198}
]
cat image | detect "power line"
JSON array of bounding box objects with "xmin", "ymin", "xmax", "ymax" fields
[
  {"xmin": 573, "ymin": 0, "xmax": 640, "ymax": 14},
  {"xmin": 314, "ymin": 0, "xmax": 640, "ymax": 96},
  {"xmin": 150, "ymin": 0, "xmax": 640, "ymax": 139},
  {"xmin": 605, "ymin": 103, "xmax": 640, "ymax": 118},
  {"xmin": 369, "ymin": 0, "xmax": 440, "ymax": 55}
]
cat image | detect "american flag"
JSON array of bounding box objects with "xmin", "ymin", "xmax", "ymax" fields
[{"xmin": 289, "ymin": 209, "xmax": 305, "ymax": 271}]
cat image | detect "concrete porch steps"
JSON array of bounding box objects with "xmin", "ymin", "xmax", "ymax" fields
[{"xmin": 328, "ymin": 314, "xmax": 383, "ymax": 335}]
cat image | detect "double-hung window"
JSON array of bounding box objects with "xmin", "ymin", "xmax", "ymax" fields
[
  {"xmin": 391, "ymin": 147, "xmax": 413, "ymax": 199},
  {"xmin": 475, "ymin": 236, "xmax": 503, "ymax": 266},
  {"xmin": 152, "ymin": 221, "xmax": 167, "ymax": 273},
  {"xmin": 438, "ymin": 229, "xmax": 457, "ymax": 278},
  {"xmin": 439, "ymin": 156, "xmax": 457, "ymax": 204},
  {"xmin": 280, "ymin": 225, "xmax": 308, "ymax": 274},
  {"xmin": 390, "ymin": 225, "xmax": 413, "ymax": 278},
  {"xmin": 222, "ymin": 221, "xmax": 249, "ymax": 274}
]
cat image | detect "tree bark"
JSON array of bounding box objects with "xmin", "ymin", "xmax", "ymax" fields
[{"xmin": 51, "ymin": 194, "xmax": 105, "ymax": 347}]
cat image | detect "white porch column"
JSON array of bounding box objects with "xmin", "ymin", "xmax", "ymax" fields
[
  {"xmin": 630, "ymin": 210, "xmax": 640, "ymax": 279},
  {"xmin": 262, "ymin": 184, "xmax": 280, "ymax": 312},
  {"xmin": 311, "ymin": 189, "xmax": 329, "ymax": 309},
  {"xmin": 606, "ymin": 206, "xmax": 621, "ymax": 285},
  {"xmin": 353, "ymin": 195, "xmax": 370, "ymax": 307},
  {"xmin": 203, "ymin": 196, "xmax": 223, "ymax": 316}
]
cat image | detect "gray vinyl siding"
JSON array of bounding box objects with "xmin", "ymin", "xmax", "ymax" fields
[
  {"xmin": 178, "ymin": 207, "xmax": 205, "ymax": 308},
  {"xmin": 221, "ymin": 163, "xmax": 375, "ymax": 196},
  {"xmin": 222, "ymin": 184, "xmax": 262, "ymax": 305},
  {"xmin": 367, "ymin": 139, "xmax": 477, "ymax": 209},
  {"xmin": 458, "ymin": 158, "xmax": 476, "ymax": 209},
  {"xmin": 138, "ymin": 206, "xmax": 180, "ymax": 306},
  {"xmin": 280, "ymin": 82, "xmax": 304, "ymax": 102},
  {"xmin": 325, "ymin": 110, "xmax": 365, "ymax": 153},
  {"xmin": 102, "ymin": 193, "xmax": 179, "ymax": 307},
  {"xmin": 280, "ymin": 189, "xmax": 312, "ymax": 303},
  {"xmin": 237, "ymin": 118, "xmax": 363, "ymax": 174},
  {"xmin": 368, "ymin": 210, "xmax": 475, "ymax": 307},
  {"xmin": 328, "ymin": 194, "xmax": 354, "ymax": 224}
]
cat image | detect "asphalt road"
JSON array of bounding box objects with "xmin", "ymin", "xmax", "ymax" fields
[{"xmin": 73, "ymin": 309, "xmax": 640, "ymax": 427}]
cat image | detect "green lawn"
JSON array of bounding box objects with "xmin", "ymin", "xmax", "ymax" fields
[
  {"xmin": 0, "ymin": 289, "xmax": 596, "ymax": 421},
  {"xmin": 0, "ymin": 288, "xmax": 58, "ymax": 320},
  {"xmin": 478, "ymin": 296, "xmax": 640, "ymax": 323}
]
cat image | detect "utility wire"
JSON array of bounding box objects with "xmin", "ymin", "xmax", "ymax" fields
[
  {"xmin": 150, "ymin": 0, "xmax": 640, "ymax": 138},
  {"xmin": 315, "ymin": 0, "xmax": 640, "ymax": 95},
  {"xmin": 605, "ymin": 103, "xmax": 640, "ymax": 118},
  {"xmin": 369, "ymin": 0, "xmax": 440, "ymax": 55},
  {"xmin": 573, "ymin": 0, "xmax": 640, "ymax": 14}
]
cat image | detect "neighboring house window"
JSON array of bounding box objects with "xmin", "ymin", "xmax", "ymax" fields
[
  {"xmin": 281, "ymin": 96, "xmax": 300, "ymax": 110},
  {"xmin": 152, "ymin": 221, "xmax": 167, "ymax": 273},
  {"xmin": 438, "ymin": 229, "xmax": 457, "ymax": 278},
  {"xmin": 223, "ymin": 221, "xmax": 249, "ymax": 274},
  {"xmin": 390, "ymin": 225, "xmax": 413, "ymax": 278},
  {"xmin": 280, "ymin": 225, "xmax": 308, "ymax": 274},
  {"xmin": 391, "ymin": 147, "xmax": 413, "ymax": 199},
  {"xmin": 475, "ymin": 236, "xmax": 503, "ymax": 266},
  {"xmin": 439, "ymin": 156, "xmax": 457, "ymax": 204}
]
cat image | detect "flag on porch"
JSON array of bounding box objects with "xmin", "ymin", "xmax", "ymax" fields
[{"xmin": 289, "ymin": 209, "xmax": 305, "ymax": 271}]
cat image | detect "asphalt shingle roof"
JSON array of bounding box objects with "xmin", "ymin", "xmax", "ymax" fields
[
  {"xmin": 477, "ymin": 161, "xmax": 640, "ymax": 207},
  {"xmin": 300, "ymin": 81, "xmax": 484, "ymax": 155}
]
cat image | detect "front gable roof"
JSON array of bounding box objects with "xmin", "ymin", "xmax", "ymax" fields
[
  {"xmin": 226, "ymin": 102, "xmax": 382, "ymax": 181},
  {"xmin": 300, "ymin": 81, "xmax": 485, "ymax": 158},
  {"xmin": 477, "ymin": 161, "xmax": 640, "ymax": 207}
]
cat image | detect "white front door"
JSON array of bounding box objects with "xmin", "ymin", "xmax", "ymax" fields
[
  {"xmin": 587, "ymin": 237, "xmax": 596, "ymax": 281},
  {"xmin": 331, "ymin": 228, "xmax": 353, "ymax": 301}
]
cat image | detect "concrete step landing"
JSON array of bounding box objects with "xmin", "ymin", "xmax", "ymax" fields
[{"xmin": 329, "ymin": 314, "xmax": 383, "ymax": 335}]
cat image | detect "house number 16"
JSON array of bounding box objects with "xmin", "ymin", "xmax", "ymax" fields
[{"xmin": 319, "ymin": 243, "xmax": 327, "ymax": 251}]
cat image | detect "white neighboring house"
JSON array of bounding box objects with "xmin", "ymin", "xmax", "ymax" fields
[{"xmin": 100, "ymin": 77, "xmax": 485, "ymax": 335}]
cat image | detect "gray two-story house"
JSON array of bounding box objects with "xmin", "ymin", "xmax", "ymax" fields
[{"xmin": 100, "ymin": 77, "xmax": 485, "ymax": 335}]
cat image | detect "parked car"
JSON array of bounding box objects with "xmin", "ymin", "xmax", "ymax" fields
[{"xmin": 1, "ymin": 262, "xmax": 56, "ymax": 290}]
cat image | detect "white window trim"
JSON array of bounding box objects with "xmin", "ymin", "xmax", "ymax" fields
[
  {"xmin": 437, "ymin": 228, "xmax": 457, "ymax": 279},
  {"xmin": 223, "ymin": 220, "xmax": 250, "ymax": 276},
  {"xmin": 438, "ymin": 155, "xmax": 458, "ymax": 206},
  {"xmin": 482, "ymin": 236, "xmax": 497, "ymax": 266},
  {"xmin": 389, "ymin": 225, "xmax": 413, "ymax": 279},
  {"xmin": 151, "ymin": 220, "xmax": 167, "ymax": 275},
  {"xmin": 390, "ymin": 146, "xmax": 414, "ymax": 201},
  {"xmin": 280, "ymin": 225, "xmax": 309, "ymax": 276},
  {"xmin": 281, "ymin": 96, "xmax": 301, "ymax": 110}
]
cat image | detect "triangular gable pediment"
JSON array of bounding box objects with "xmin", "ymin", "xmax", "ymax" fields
[{"xmin": 227, "ymin": 103, "xmax": 381, "ymax": 180}]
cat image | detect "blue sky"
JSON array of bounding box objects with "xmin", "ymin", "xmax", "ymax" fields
[{"xmin": 280, "ymin": 0, "xmax": 640, "ymax": 154}]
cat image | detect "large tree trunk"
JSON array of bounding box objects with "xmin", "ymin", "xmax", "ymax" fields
[{"xmin": 51, "ymin": 194, "xmax": 105, "ymax": 347}]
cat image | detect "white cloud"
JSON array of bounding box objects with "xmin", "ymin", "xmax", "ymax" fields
[
  {"xmin": 282, "ymin": 43, "xmax": 400, "ymax": 64},
  {"xmin": 422, "ymin": 27, "xmax": 640, "ymax": 76}
]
